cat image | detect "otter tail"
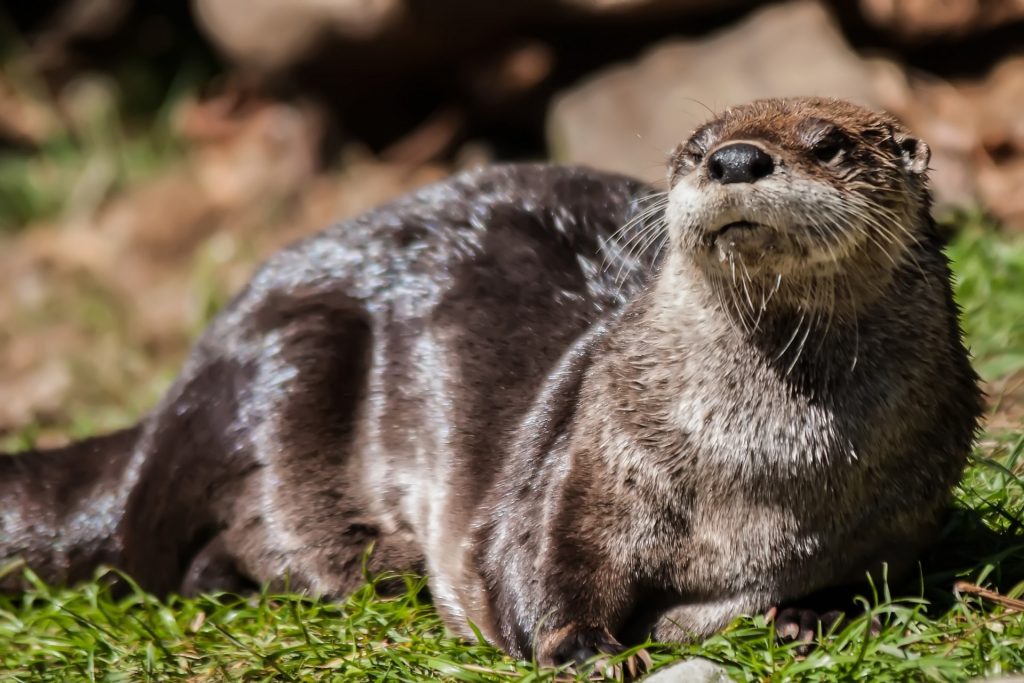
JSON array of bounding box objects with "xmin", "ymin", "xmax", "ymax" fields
[{"xmin": 0, "ymin": 427, "xmax": 141, "ymax": 591}]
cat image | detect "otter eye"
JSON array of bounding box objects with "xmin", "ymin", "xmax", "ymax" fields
[
  {"xmin": 812, "ymin": 130, "xmax": 848, "ymax": 164},
  {"xmin": 670, "ymin": 142, "xmax": 706, "ymax": 179},
  {"xmin": 678, "ymin": 123, "xmax": 718, "ymax": 170},
  {"xmin": 813, "ymin": 141, "xmax": 840, "ymax": 162}
]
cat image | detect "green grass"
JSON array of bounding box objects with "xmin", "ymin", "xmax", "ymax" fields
[
  {"xmin": 947, "ymin": 213, "xmax": 1024, "ymax": 381},
  {"xmin": 0, "ymin": 47, "xmax": 207, "ymax": 233},
  {"xmin": 1, "ymin": 226, "xmax": 1023, "ymax": 681},
  {"xmin": 0, "ymin": 101, "xmax": 184, "ymax": 233}
]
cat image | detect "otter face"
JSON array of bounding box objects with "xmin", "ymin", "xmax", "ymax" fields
[{"xmin": 665, "ymin": 97, "xmax": 931, "ymax": 280}]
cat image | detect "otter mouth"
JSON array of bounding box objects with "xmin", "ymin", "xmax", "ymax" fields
[
  {"xmin": 714, "ymin": 220, "xmax": 763, "ymax": 236},
  {"xmin": 701, "ymin": 218, "xmax": 787, "ymax": 267},
  {"xmin": 705, "ymin": 220, "xmax": 767, "ymax": 247}
]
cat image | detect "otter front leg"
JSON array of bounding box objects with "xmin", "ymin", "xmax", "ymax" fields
[
  {"xmin": 482, "ymin": 478, "xmax": 648, "ymax": 675},
  {"xmin": 526, "ymin": 548, "xmax": 652, "ymax": 680},
  {"xmin": 528, "ymin": 549, "xmax": 640, "ymax": 671}
]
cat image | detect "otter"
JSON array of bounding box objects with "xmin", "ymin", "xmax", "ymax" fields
[{"xmin": 0, "ymin": 97, "xmax": 981, "ymax": 673}]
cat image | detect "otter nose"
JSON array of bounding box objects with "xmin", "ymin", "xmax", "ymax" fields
[{"xmin": 706, "ymin": 143, "xmax": 774, "ymax": 184}]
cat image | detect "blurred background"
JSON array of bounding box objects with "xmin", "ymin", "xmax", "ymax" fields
[{"xmin": 0, "ymin": 0, "xmax": 1022, "ymax": 444}]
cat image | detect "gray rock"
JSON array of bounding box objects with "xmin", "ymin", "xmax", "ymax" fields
[
  {"xmin": 645, "ymin": 658, "xmax": 733, "ymax": 683},
  {"xmin": 192, "ymin": 0, "xmax": 753, "ymax": 75},
  {"xmin": 859, "ymin": 0, "xmax": 1024, "ymax": 40},
  {"xmin": 547, "ymin": 0, "xmax": 889, "ymax": 185},
  {"xmin": 194, "ymin": 0, "xmax": 405, "ymax": 70},
  {"xmin": 559, "ymin": 0, "xmax": 750, "ymax": 17}
]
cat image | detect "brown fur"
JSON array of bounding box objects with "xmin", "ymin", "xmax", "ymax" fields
[{"xmin": 1, "ymin": 98, "xmax": 981, "ymax": 672}]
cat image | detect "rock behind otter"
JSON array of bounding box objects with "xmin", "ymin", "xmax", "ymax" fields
[{"xmin": 0, "ymin": 98, "xmax": 981, "ymax": 673}]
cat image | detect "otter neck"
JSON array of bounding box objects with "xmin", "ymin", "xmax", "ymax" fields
[{"xmin": 647, "ymin": 250, "xmax": 899, "ymax": 381}]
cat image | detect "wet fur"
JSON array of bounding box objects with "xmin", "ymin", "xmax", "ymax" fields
[{"xmin": 0, "ymin": 99, "xmax": 982, "ymax": 667}]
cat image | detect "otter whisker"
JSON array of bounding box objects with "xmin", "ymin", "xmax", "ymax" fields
[
  {"xmin": 613, "ymin": 201, "xmax": 668, "ymax": 251},
  {"xmin": 606, "ymin": 216, "xmax": 666, "ymax": 287},
  {"xmin": 775, "ymin": 306, "xmax": 808, "ymax": 366},
  {"xmin": 785, "ymin": 292, "xmax": 821, "ymax": 376},
  {"xmin": 763, "ymin": 272, "xmax": 783, "ymax": 310},
  {"xmin": 601, "ymin": 195, "xmax": 669, "ymax": 271},
  {"xmin": 710, "ymin": 268, "xmax": 754, "ymax": 338},
  {"xmin": 856, "ymin": 207, "xmax": 929, "ymax": 282},
  {"xmin": 634, "ymin": 217, "xmax": 670, "ymax": 261},
  {"xmin": 807, "ymin": 215, "xmax": 844, "ymax": 267},
  {"xmin": 652, "ymin": 232, "xmax": 671, "ymax": 268},
  {"xmin": 604, "ymin": 216, "xmax": 663, "ymax": 267},
  {"xmin": 612, "ymin": 191, "xmax": 669, "ymax": 235},
  {"xmin": 842, "ymin": 273, "xmax": 861, "ymax": 372},
  {"xmin": 747, "ymin": 267, "xmax": 781, "ymax": 334},
  {"xmin": 608, "ymin": 195, "xmax": 670, "ymax": 243},
  {"xmin": 812, "ymin": 272, "xmax": 839, "ymax": 360},
  {"xmin": 824, "ymin": 213, "xmax": 875, "ymax": 263},
  {"xmin": 738, "ymin": 258, "xmax": 757, "ymax": 316},
  {"xmin": 830, "ymin": 209, "xmax": 900, "ymax": 270},
  {"xmin": 612, "ymin": 218, "xmax": 667, "ymax": 289}
]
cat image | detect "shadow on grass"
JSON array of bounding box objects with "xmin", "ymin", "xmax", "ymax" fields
[
  {"xmin": 769, "ymin": 508, "xmax": 1024, "ymax": 649},
  {"xmin": 918, "ymin": 506, "xmax": 1024, "ymax": 613}
]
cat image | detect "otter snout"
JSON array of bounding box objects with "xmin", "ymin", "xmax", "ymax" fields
[{"xmin": 707, "ymin": 143, "xmax": 774, "ymax": 184}]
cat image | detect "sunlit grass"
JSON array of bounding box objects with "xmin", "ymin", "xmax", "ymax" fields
[
  {"xmin": 0, "ymin": 106, "xmax": 184, "ymax": 233},
  {"xmin": 947, "ymin": 213, "xmax": 1024, "ymax": 381}
]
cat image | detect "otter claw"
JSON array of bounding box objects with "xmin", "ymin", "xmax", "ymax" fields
[
  {"xmin": 772, "ymin": 607, "xmax": 845, "ymax": 654},
  {"xmin": 770, "ymin": 606, "xmax": 882, "ymax": 655},
  {"xmin": 541, "ymin": 627, "xmax": 650, "ymax": 680},
  {"xmin": 625, "ymin": 649, "xmax": 654, "ymax": 678},
  {"xmin": 557, "ymin": 650, "xmax": 651, "ymax": 681}
]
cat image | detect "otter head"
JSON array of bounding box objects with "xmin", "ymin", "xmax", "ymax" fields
[{"xmin": 665, "ymin": 97, "xmax": 931, "ymax": 316}]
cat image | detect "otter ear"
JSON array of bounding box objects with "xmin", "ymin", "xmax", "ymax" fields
[{"xmin": 895, "ymin": 134, "xmax": 930, "ymax": 175}]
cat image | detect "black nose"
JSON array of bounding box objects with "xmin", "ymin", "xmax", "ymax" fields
[{"xmin": 706, "ymin": 143, "xmax": 774, "ymax": 184}]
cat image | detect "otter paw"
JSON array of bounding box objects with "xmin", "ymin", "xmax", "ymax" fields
[
  {"xmin": 769, "ymin": 607, "xmax": 880, "ymax": 655},
  {"xmin": 538, "ymin": 626, "xmax": 650, "ymax": 680}
]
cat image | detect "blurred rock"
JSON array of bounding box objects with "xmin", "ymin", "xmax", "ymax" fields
[
  {"xmin": 892, "ymin": 55, "xmax": 1024, "ymax": 227},
  {"xmin": 547, "ymin": 1, "xmax": 890, "ymax": 185},
  {"xmin": 547, "ymin": 0, "xmax": 1024, "ymax": 226},
  {"xmin": 859, "ymin": 0, "xmax": 1024, "ymax": 40},
  {"xmin": 192, "ymin": 0, "xmax": 762, "ymax": 77},
  {"xmin": 462, "ymin": 41, "xmax": 555, "ymax": 113},
  {"xmin": 888, "ymin": 76, "xmax": 982, "ymax": 211},
  {"xmin": 36, "ymin": 0, "xmax": 130, "ymax": 42},
  {"xmin": 0, "ymin": 346, "xmax": 73, "ymax": 429},
  {"xmin": 380, "ymin": 107, "xmax": 464, "ymax": 165},
  {"xmin": 192, "ymin": 0, "xmax": 542, "ymax": 78},
  {"xmin": 974, "ymin": 56, "xmax": 1024, "ymax": 228},
  {"xmin": 174, "ymin": 88, "xmax": 325, "ymax": 208},
  {"xmin": 559, "ymin": 0, "xmax": 750, "ymax": 15},
  {"xmin": 977, "ymin": 156, "xmax": 1024, "ymax": 229},
  {"xmin": 193, "ymin": 0, "xmax": 406, "ymax": 72},
  {"xmin": 977, "ymin": 57, "xmax": 1024, "ymax": 152}
]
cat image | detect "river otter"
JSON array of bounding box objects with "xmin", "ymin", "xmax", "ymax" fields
[{"xmin": 0, "ymin": 97, "xmax": 981, "ymax": 674}]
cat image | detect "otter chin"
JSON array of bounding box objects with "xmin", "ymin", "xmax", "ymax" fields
[
  {"xmin": 1, "ymin": 97, "xmax": 981, "ymax": 678},
  {"xmin": 707, "ymin": 220, "xmax": 778, "ymax": 262}
]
